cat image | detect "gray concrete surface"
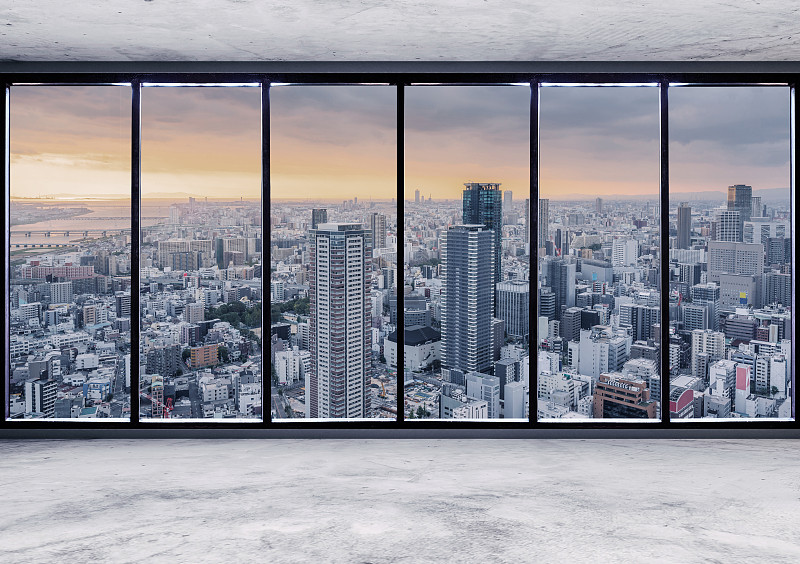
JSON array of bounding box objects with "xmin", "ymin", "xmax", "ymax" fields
[
  {"xmin": 1, "ymin": 439, "xmax": 799, "ymax": 563},
  {"xmin": 0, "ymin": 1, "xmax": 798, "ymax": 61}
]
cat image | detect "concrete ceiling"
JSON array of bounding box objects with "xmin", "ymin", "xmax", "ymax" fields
[{"xmin": 1, "ymin": 0, "xmax": 798, "ymax": 62}]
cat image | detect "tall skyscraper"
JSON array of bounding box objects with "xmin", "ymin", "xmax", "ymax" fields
[
  {"xmin": 414, "ymin": 189, "xmax": 420, "ymax": 203},
  {"xmin": 727, "ymin": 184, "xmax": 752, "ymax": 222},
  {"xmin": 462, "ymin": 182, "xmax": 503, "ymax": 284},
  {"xmin": 595, "ymin": 197, "xmax": 603, "ymax": 214},
  {"xmin": 311, "ymin": 208, "xmax": 328, "ymax": 230},
  {"xmin": 504, "ymin": 190, "xmax": 513, "ymax": 208},
  {"xmin": 369, "ymin": 212, "xmax": 387, "ymax": 249},
  {"xmin": 676, "ymin": 202, "xmax": 691, "ymax": 249},
  {"xmin": 308, "ymin": 223, "xmax": 371, "ymax": 418},
  {"xmin": 538, "ymin": 198, "xmax": 549, "ymax": 252},
  {"xmin": 441, "ymin": 225, "xmax": 494, "ymax": 374}
]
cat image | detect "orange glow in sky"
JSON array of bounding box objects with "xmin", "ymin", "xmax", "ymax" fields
[{"xmin": 9, "ymin": 85, "xmax": 790, "ymax": 202}]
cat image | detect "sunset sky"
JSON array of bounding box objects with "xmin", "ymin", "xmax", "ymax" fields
[{"xmin": 8, "ymin": 84, "xmax": 791, "ymax": 202}]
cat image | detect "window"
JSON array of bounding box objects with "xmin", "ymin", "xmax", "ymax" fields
[
  {"xmin": 537, "ymin": 84, "xmax": 661, "ymax": 421},
  {"xmin": 139, "ymin": 84, "xmax": 262, "ymax": 421},
  {"xmin": 2, "ymin": 69, "xmax": 796, "ymax": 431}
]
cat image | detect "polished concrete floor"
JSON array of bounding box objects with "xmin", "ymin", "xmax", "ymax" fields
[{"xmin": 1, "ymin": 440, "xmax": 799, "ymax": 563}]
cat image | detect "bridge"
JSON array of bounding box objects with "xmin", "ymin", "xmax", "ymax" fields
[
  {"xmin": 11, "ymin": 228, "xmax": 132, "ymax": 238},
  {"xmin": 11, "ymin": 243, "xmax": 73, "ymax": 249}
]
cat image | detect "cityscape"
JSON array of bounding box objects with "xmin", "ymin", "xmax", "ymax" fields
[{"xmin": 4, "ymin": 85, "xmax": 794, "ymax": 422}]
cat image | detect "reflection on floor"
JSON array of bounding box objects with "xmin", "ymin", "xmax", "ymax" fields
[{"xmin": 1, "ymin": 439, "xmax": 799, "ymax": 563}]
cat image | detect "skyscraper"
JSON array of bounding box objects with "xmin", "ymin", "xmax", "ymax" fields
[
  {"xmin": 462, "ymin": 182, "xmax": 502, "ymax": 284},
  {"xmin": 727, "ymin": 184, "xmax": 752, "ymax": 222},
  {"xmin": 441, "ymin": 224, "xmax": 494, "ymax": 374},
  {"xmin": 595, "ymin": 197, "xmax": 603, "ymax": 214},
  {"xmin": 311, "ymin": 208, "xmax": 328, "ymax": 230},
  {"xmin": 369, "ymin": 212, "xmax": 387, "ymax": 249},
  {"xmin": 496, "ymin": 279, "xmax": 530, "ymax": 341},
  {"xmin": 504, "ymin": 190, "xmax": 513, "ymax": 208},
  {"xmin": 309, "ymin": 223, "xmax": 371, "ymax": 418},
  {"xmin": 414, "ymin": 189, "xmax": 420, "ymax": 203},
  {"xmin": 676, "ymin": 202, "xmax": 691, "ymax": 249},
  {"xmin": 538, "ymin": 198, "xmax": 549, "ymax": 253}
]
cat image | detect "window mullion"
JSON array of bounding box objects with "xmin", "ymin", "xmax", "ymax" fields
[{"xmin": 131, "ymin": 80, "xmax": 142, "ymax": 425}]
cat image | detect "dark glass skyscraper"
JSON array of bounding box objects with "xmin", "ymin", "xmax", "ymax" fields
[
  {"xmin": 727, "ymin": 184, "xmax": 752, "ymax": 222},
  {"xmin": 677, "ymin": 202, "xmax": 691, "ymax": 249},
  {"xmin": 462, "ymin": 182, "xmax": 503, "ymax": 284}
]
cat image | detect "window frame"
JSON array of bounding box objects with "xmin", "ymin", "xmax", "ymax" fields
[{"xmin": 1, "ymin": 63, "xmax": 797, "ymax": 437}]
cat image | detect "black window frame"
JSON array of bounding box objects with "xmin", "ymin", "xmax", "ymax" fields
[{"xmin": 1, "ymin": 62, "xmax": 797, "ymax": 438}]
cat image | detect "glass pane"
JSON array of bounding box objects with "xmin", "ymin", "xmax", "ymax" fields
[
  {"xmin": 669, "ymin": 86, "xmax": 792, "ymax": 420},
  {"xmin": 270, "ymin": 86, "xmax": 397, "ymax": 420},
  {"xmin": 404, "ymin": 86, "xmax": 530, "ymax": 420},
  {"xmin": 8, "ymin": 86, "xmax": 131, "ymax": 420},
  {"xmin": 538, "ymin": 86, "xmax": 661, "ymax": 421},
  {"xmin": 140, "ymin": 86, "xmax": 262, "ymax": 421}
]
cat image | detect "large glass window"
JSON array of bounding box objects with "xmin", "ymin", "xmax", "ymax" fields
[
  {"xmin": 403, "ymin": 85, "xmax": 530, "ymax": 420},
  {"xmin": 8, "ymin": 85, "xmax": 132, "ymax": 420},
  {"xmin": 668, "ymin": 86, "xmax": 792, "ymax": 420},
  {"xmin": 537, "ymin": 85, "xmax": 662, "ymax": 421},
  {"xmin": 2, "ymin": 74, "xmax": 795, "ymax": 429},
  {"xmin": 270, "ymin": 85, "xmax": 397, "ymax": 420},
  {"xmin": 140, "ymin": 85, "xmax": 263, "ymax": 421}
]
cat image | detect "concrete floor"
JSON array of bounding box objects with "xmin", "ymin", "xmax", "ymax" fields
[
  {"xmin": 1, "ymin": 1, "xmax": 798, "ymax": 61},
  {"xmin": 1, "ymin": 440, "xmax": 799, "ymax": 563}
]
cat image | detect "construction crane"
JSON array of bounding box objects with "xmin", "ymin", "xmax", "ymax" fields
[
  {"xmin": 139, "ymin": 383, "xmax": 174, "ymax": 418},
  {"xmin": 379, "ymin": 381, "xmax": 387, "ymax": 399}
]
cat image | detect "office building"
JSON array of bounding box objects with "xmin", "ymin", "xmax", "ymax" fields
[
  {"xmin": 714, "ymin": 209, "xmax": 743, "ymax": 242},
  {"xmin": 691, "ymin": 329, "xmax": 725, "ymax": 380},
  {"xmin": 308, "ymin": 223, "xmax": 371, "ymax": 418},
  {"xmin": 676, "ymin": 202, "xmax": 691, "ymax": 249},
  {"xmin": 707, "ymin": 240, "xmax": 764, "ymax": 282},
  {"xmin": 466, "ymin": 371, "xmax": 501, "ymax": 419},
  {"xmin": 496, "ymin": 279, "xmax": 530, "ymax": 341},
  {"xmin": 592, "ymin": 373, "xmax": 657, "ymax": 419}
]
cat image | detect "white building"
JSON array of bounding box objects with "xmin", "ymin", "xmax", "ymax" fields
[{"xmin": 308, "ymin": 223, "xmax": 370, "ymax": 418}]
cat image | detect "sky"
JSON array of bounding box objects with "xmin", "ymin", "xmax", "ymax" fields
[{"xmin": 8, "ymin": 84, "xmax": 791, "ymax": 202}]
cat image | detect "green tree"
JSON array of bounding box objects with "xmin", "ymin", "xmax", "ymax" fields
[
  {"xmin": 218, "ymin": 346, "xmax": 230, "ymax": 363},
  {"xmin": 182, "ymin": 348, "xmax": 191, "ymax": 362}
]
